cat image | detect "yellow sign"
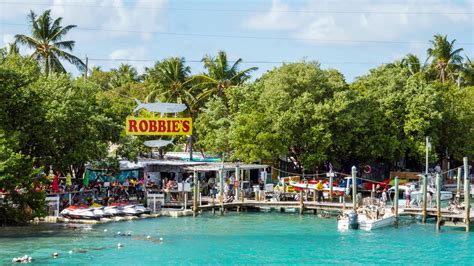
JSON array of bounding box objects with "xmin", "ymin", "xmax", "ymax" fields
[{"xmin": 125, "ymin": 117, "xmax": 192, "ymax": 135}]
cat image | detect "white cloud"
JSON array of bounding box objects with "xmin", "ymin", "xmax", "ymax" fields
[
  {"xmin": 2, "ymin": 34, "xmax": 15, "ymax": 46},
  {"xmin": 50, "ymin": 0, "xmax": 167, "ymax": 40},
  {"xmin": 243, "ymin": 0, "xmax": 473, "ymax": 44},
  {"xmin": 108, "ymin": 46, "xmax": 150, "ymax": 72},
  {"xmin": 109, "ymin": 47, "xmax": 146, "ymax": 60},
  {"xmin": 243, "ymin": 0, "xmax": 305, "ymax": 30}
]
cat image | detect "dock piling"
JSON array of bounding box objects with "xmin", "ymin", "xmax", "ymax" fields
[
  {"xmin": 464, "ymin": 157, "xmax": 470, "ymax": 232},
  {"xmin": 193, "ymin": 171, "xmax": 198, "ymax": 217},
  {"xmin": 352, "ymin": 166, "xmax": 357, "ymax": 211},
  {"xmin": 436, "ymin": 173, "xmax": 441, "ymax": 231},
  {"xmin": 422, "ymin": 174, "xmax": 428, "ymax": 223},
  {"xmin": 235, "ymin": 165, "xmax": 240, "ymax": 202},
  {"xmin": 299, "ymin": 190, "xmax": 304, "ymax": 215},
  {"xmin": 329, "ymin": 174, "xmax": 333, "ymax": 202},
  {"xmin": 394, "ymin": 176, "xmax": 399, "ymax": 226},
  {"xmin": 456, "ymin": 167, "xmax": 462, "ymax": 197}
]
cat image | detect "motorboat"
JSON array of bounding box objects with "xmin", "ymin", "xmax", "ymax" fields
[
  {"xmin": 290, "ymin": 181, "xmax": 346, "ymax": 197},
  {"xmin": 388, "ymin": 184, "xmax": 453, "ymax": 207},
  {"xmin": 338, "ymin": 206, "xmax": 395, "ymax": 231},
  {"xmin": 411, "ymin": 187, "xmax": 453, "ymax": 201}
]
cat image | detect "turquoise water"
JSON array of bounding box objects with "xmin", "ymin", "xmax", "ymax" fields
[{"xmin": 0, "ymin": 213, "xmax": 473, "ymax": 265}]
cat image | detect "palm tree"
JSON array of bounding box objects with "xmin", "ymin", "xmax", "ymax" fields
[
  {"xmin": 401, "ymin": 54, "xmax": 422, "ymax": 76},
  {"xmin": 0, "ymin": 43, "xmax": 19, "ymax": 60},
  {"xmin": 15, "ymin": 10, "xmax": 85, "ymax": 76},
  {"xmin": 144, "ymin": 57, "xmax": 197, "ymax": 114},
  {"xmin": 109, "ymin": 64, "xmax": 140, "ymax": 89},
  {"xmin": 461, "ymin": 56, "xmax": 474, "ymax": 86},
  {"xmin": 194, "ymin": 51, "xmax": 257, "ymax": 108},
  {"xmin": 426, "ymin": 34, "xmax": 463, "ymax": 83}
]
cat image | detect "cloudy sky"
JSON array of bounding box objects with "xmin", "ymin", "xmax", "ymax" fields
[{"xmin": 1, "ymin": 0, "xmax": 473, "ymax": 81}]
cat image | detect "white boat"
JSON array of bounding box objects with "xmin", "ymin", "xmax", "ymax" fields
[
  {"xmin": 411, "ymin": 188, "xmax": 453, "ymax": 201},
  {"xmin": 290, "ymin": 182, "xmax": 346, "ymax": 198},
  {"xmin": 388, "ymin": 184, "xmax": 453, "ymax": 207},
  {"xmin": 338, "ymin": 206, "xmax": 395, "ymax": 231}
]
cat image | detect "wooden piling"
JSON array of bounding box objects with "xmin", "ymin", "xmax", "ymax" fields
[
  {"xmin": 299, "ymin": 190, "xmax": 304, "ymax": 215},
  {"xmin": 352, "ymin": 166, "xmax": 357, "ymax": 211},
  {"xmin": 436, "ymin": 173, "xmax": 441, "ymax": 231},
  {"xmin": 422, "ymin": 174, "xmax": 428, "ymax": 223},
  {"xmin": 193, "ymin": 171, "xmax": 198, "ymax": 217},
  {"xmin": 456, "ymin": 167, "xmax": 462, "ymax": 196},
  {"xmin": 464, "ymin": 157, "xmax": 470, "ymax": 232},
  {"xmin": 371, "ymin": 184, "xmax": 375, "ymax": 204},
  {"xmin": 219, "ymin": 169, "xmax": 224, "ymax": 209},
  {"xmin": 394, "ymin": 176, "xmax": 399, "ymax": 226},
  {"xmin": 235, "ymin": 165, "xmax": 240, "ymax": 201},
  {"xmin": 329, "ymin": 174, "xmax": 334, "ymax": 202}
]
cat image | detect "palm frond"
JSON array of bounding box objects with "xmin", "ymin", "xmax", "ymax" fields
[
  {"xmin": 53, "ymin": 40, "xmax": 75, "ymax": 51},
  {"xmin": 14, "ymin": 34, "xmax": 41, "ymax": 49},
  {"xmin": 50, "ymin": 25, "xmax": 77, "ymax": 43},
  {"xmin": 52, "ymin": 48, "xmax": 86, "ymax": 71}
]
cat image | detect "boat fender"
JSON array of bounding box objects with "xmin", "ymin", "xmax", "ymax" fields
[{"xmin": 363, "ymin": 165, "xmax": 372, "ymax": 174}]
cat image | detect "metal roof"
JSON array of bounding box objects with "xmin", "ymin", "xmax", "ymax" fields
[{"xmin": 185, "ymin": 162, "xmax": 269, "ymax": 172}]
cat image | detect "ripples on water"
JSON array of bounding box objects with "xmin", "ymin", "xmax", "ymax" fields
[{"xmin": 0, "ymin": 213, "xmax": 472, "ymax": 265}]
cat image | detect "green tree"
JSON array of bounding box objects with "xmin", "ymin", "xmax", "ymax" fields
[
  {"xmin": 426, "ymin": 34, "xmax": 463, "ymax": 83},
  {"xmin": 15, "ymin": 10, "xmax": 85, "ymax": 76},
  {"xmin": 0, "ymin": 56, "xmax": 46, "ymax": 224},
  {"xmin": 31, "ymin": 75, "xmax": 120, "ymax": 176},
  {"xmin": 227, "ymin": 62, "xmax": 346, "ymax": 170}
]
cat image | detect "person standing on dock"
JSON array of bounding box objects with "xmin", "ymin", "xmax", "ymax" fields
[
  {"xmin": 316, "ymin": 180, "xmax": 324, "ymax": 202},
  {"xmin": 405, "ymin": 185, "xmax": 412, "ymax": 208},
  {"xmin": 381, "ymin": 189, "xmax": 388, "ymax": 206}
]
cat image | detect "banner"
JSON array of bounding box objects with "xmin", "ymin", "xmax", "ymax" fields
[{"xmin": 125, "ymin": 117, "xmax": 192, "ymax": 135}]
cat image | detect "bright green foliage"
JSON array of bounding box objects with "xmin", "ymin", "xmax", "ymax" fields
[
  {"xmin": 0, "ymin": 137, "xmax": 46, "ymax": 225},
  {"xmin": 0, "ymin": 56, "xmax": 46, "ymax": 224},
  {"xmin": 30, "ymin": 75, "xmax": 121, "ymax": 173},
  {"xmin": 230, "ymin": 62, "xmax": 345, "ymax": 169}
]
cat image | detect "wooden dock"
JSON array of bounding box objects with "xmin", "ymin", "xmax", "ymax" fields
[{"xmin": 194, "ymin": 199, "xmax": 474, "ymax": 231}]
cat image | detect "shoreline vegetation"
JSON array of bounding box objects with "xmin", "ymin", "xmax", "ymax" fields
[{"xmin": 1, "ymin": 9, "xmax": 473, "ymax": 225}]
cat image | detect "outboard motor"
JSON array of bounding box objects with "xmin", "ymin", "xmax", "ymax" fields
[{"xmin": 348, "ymin": 212, "xmax": 359, "ymax": 230}]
